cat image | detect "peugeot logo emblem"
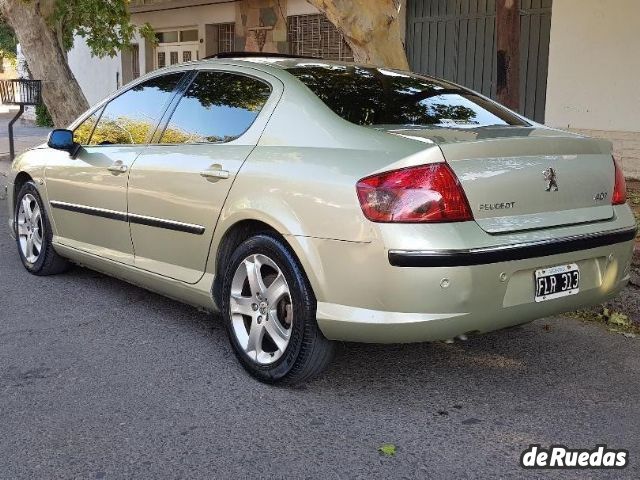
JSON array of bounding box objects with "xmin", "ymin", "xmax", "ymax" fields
[{"xmin": 543, "ymin": 167, "xmax": 559, "ymax": 192}]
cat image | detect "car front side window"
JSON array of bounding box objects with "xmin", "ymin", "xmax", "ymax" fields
[
  {"xmin": 160, "ymin": 71, "xmax": 271, "ymax": 144},
  {"xmin": 73, "ymin": 109, "xmax": 103, "ymax": 146},
  {"xmin": 88, "ymin": 73, "xmax": 185, "ymax": 146}
]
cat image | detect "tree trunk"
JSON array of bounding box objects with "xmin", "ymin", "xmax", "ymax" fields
[
  {"xmin": 496, "ymin": 0, "xmax": 520, "ymax": 111},
  {"xmin": 0, "ymin": 0, "xmax": 89, "ymax": 127},
  {"xmin": 307, "ymin": 0, "xmax": 409, "ymax": 70}
]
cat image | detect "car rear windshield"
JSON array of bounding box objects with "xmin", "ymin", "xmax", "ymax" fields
[{"xmin": 285, "ymin": 64, "xmax": 527, "ymax": 128}]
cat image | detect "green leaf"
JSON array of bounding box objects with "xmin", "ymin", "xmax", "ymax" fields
[
  {"xmin": 45, "ymin": 0, "xmax": 155, "ymax": 57},
  {"xmin": 378, "ymin": 443, "xmax": 397, "ymax": 456},
  {"xmin": 0, "ymin": 19, "xmax": 17, "ymax": 61},
  {"xmin": 138, "ymin": 23, "xmax": 158, "ymax": 46},
  {"xmin": 35, "ymin": 103, "xmax": 54, "ymax": 128}
]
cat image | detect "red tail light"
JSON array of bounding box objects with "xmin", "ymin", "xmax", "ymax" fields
[
  {"xmin": 612, "ymin": 157, "xmax": 627, "ymax": 205},
  {"xmin": 356, "ymin": 163, "xmax": 473, "ymax": 223}
]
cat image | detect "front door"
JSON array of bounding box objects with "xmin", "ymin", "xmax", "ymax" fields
[
  {"xmin": 45, "ymin": 72, "xmax": 187, "ymax": 264},
  {"xmin": 45, "ymin": 144, "xmax": 140, "ymax": 264},
  {"xmin": 127, "ymin": 69, "xmax": 276, "ymax": 283}
]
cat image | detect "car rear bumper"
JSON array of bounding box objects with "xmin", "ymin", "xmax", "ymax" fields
[
  {"xmin": 317, "ymin": 281, "xmax": 629, "ymax": 344},
  {"xmin": 388, "ymin": 227, "xmax": 637, "ymax": 267},
  {"xmin": 312, "ymin": 226, "xmax": 636, "ymax": 344}
]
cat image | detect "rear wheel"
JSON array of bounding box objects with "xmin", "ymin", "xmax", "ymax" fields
[
  {"xmin": 15, "ymin": 181, "xmax": 70, "ymax": 275},
  {"xmin": 221, "ymin": 233, "xmax": 335, "ymax": 384}
]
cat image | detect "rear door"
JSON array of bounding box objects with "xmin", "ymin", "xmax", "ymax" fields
[
  {"xmin": 45, "ymin": 73, "xmax": 186, "ymax": 263},
  {"xmin": 127, "ymin": 67, "xmax": 279, "ymax": 283}
]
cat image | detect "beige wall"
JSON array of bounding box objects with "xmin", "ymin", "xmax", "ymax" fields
[
  {"xmin": 132, "ymin": 2, "xmax": 236, "ymax": 31},
  {"xmin": 130, "ymin": 0, "xmax": 316, "ymax": 62},
  {"xmin": 132, "ymin": 2, "xmax": 236, "ymax": 64},
  {"xmin": 545, "ymin": 0, "xmax": 640, "ymax": 177},
  {"xmin": 287, "ymin": 0, "xmax": 318, "ymax": 16},
  {"xmin": 546, "ymin": 0, "xmax": 640, "ymax": 132}
]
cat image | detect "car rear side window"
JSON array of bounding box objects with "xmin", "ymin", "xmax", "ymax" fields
[
  {"xmin": 160, "ymin": 71, "xmax": 271, "ymax": 144},
  {"xmin": 285, "ymin": 64, "xmax": 527, "ymax": 127},
  {"xmin": 88, "ymin": 73, "xmax": 185, "ymax": 145}
]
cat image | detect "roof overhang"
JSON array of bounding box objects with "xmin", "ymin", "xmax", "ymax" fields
[{"xmin": 130, "ymin": 0, "xmax": 236, "ymax": 14}]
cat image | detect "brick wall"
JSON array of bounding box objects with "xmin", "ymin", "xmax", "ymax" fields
[{"xmin": 568, "ymin": 129, "xmax": 640, "ymax": 180}]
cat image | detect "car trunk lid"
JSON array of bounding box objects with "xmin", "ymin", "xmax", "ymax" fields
[{"xmin": 384, "ymin": 126, "xmax": 615, "ymax": 233}]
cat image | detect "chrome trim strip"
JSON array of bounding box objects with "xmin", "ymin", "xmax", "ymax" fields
[
  {"xmin": 50, "ymin": 201, "xmax": 127, "ymax": 222},
  {"xmin": 389, "ymin": 227, "xmax": 638, "ymax": 267},
  {"xmin": 50, "ymin": 201, "xmax": 205, "ymax": 236},
  {"xmin": 128, "ymin": 212, "xmax": 205, "ymax": 235}
]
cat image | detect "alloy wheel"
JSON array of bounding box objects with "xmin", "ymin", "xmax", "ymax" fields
[
  {"xmin": 229, "ymin": 253, "xmax": 293, "ymax": 365},
  {"xmin": 17, "ymin": 193, "xmax": 43, "ymax": 264}
]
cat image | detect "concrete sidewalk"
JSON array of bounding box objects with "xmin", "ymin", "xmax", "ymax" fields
[{"xmin": 0, "ymin": 110, "xmax": 51, "ymax": 159}]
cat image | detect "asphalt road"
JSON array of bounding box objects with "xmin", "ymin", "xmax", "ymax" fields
[{"xmin": 1, "ymin": 176, "xmax": 640, "ymax": 479}]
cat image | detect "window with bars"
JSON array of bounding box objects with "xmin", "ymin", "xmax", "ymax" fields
[
  {"xmin": 217, "ymin": 23, "xmax": 235, "ymax": 54},
  {"xmin": 287, "ymin": 14, "xmax": 353, "ymax": 62},
  {"xmin": 157, "ymin": 52, "xmax": 166, "ymax": 68},
  {"xmin": 131, "ymin": 44, "xmax": 140, "ymax": 79},
  {"xmin": 170, "ymin": 51, "xmax": 179, "ymax": 65}
]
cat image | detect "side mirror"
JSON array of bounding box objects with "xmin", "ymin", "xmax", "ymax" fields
[{"xmin": 48, "ymin": 129, "xmax": 80, "ymax": 157}]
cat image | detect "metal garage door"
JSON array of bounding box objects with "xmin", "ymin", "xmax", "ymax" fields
[{"xmin": 406, "ymin": 0, "xmax": 552, "ymax": 123}]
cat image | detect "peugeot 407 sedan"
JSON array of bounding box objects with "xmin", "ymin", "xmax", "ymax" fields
[{"xmin": 6, "ymin": 57, "xmax": 636, "ymax": 384}]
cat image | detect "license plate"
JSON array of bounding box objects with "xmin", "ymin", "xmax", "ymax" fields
[{"xmin": 534, "ymin": 264, "xmax": 580, "ymax": 302}]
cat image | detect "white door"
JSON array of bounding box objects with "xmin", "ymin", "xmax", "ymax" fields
[{"xmin": 155, "ymin": 43, "xmax": 199, "ymax": 69}]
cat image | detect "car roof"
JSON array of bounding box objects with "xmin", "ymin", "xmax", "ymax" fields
[
  {"xmin": 204, "ymin": 53, "xmax": 360, "ymax": 68},
  {"xmin": 138, "ymin": 56, "xmax": 372, "ymax": 89},
  {"xmin": 148, "ymin": 55, "xmax": 461, "ymax": 89},
  {"xmin": 198, "ymin": 56, "xmax": 366, "ymax": 72},
  {"xmin": 179, "ymin": 56, "xmax": 451, "ymax": 88}
]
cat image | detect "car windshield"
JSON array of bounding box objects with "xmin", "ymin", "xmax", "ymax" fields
[{"xmin": 285, "ymin": 64, "xmax": 527, "ymax": 128}]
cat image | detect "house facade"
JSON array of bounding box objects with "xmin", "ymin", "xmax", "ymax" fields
[
  {"xmin": 67, "ymin": 0, "xmax": 352, "ymax": 104},
  {"xmin": 405, "ymin": 0, "xmax": 640, "ymax": 178},
  {"xmin": 65, "ymin": 0, "xmax": 640, "ymax": 177}
]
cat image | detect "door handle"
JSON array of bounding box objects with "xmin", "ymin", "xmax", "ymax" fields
[
  {"xmin": 200, "ymin": 164, "xmax": 230, "ymax": 181},
  {"xmin": 107, "ymin": 161, "xmax": 128, "ymax": 174}
]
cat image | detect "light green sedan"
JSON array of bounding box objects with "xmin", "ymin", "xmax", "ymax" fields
[{"xmin": 5, "ymin": 56, "xmax": 637, "ymax": 384}]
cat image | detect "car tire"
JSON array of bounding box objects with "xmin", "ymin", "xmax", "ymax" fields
[
  {"xmin": 14, "ymin": 181, "xmax": 70, "ymax": 276},
  {"xmin": 221, "ymin": 233, "xmax": 335, "ymax": 385}
]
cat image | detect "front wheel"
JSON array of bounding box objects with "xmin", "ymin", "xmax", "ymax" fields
[
  {"xmin": 221, "ymin": 233, "xmax": 335, "ymax": 385},
  {"xmin": 14, "ymin": 181, "xmax": 70, "ymax": 275}
]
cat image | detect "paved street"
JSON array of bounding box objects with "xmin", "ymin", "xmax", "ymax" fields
[
  {"xmin": 1, "ymin": 143, "xmax": 640, "ymax": 478},
  {"xmin": 0, "ymin": 110, "xmax": 50, "ymax": 157}
]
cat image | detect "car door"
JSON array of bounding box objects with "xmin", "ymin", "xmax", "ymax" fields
[
  {"xmin": 126, "ymin": 68, "xmax": 280, "ymax": 283},
  {"xmin": 44, "ymin": 72, "xmax": 187, "ymax": 264}
]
